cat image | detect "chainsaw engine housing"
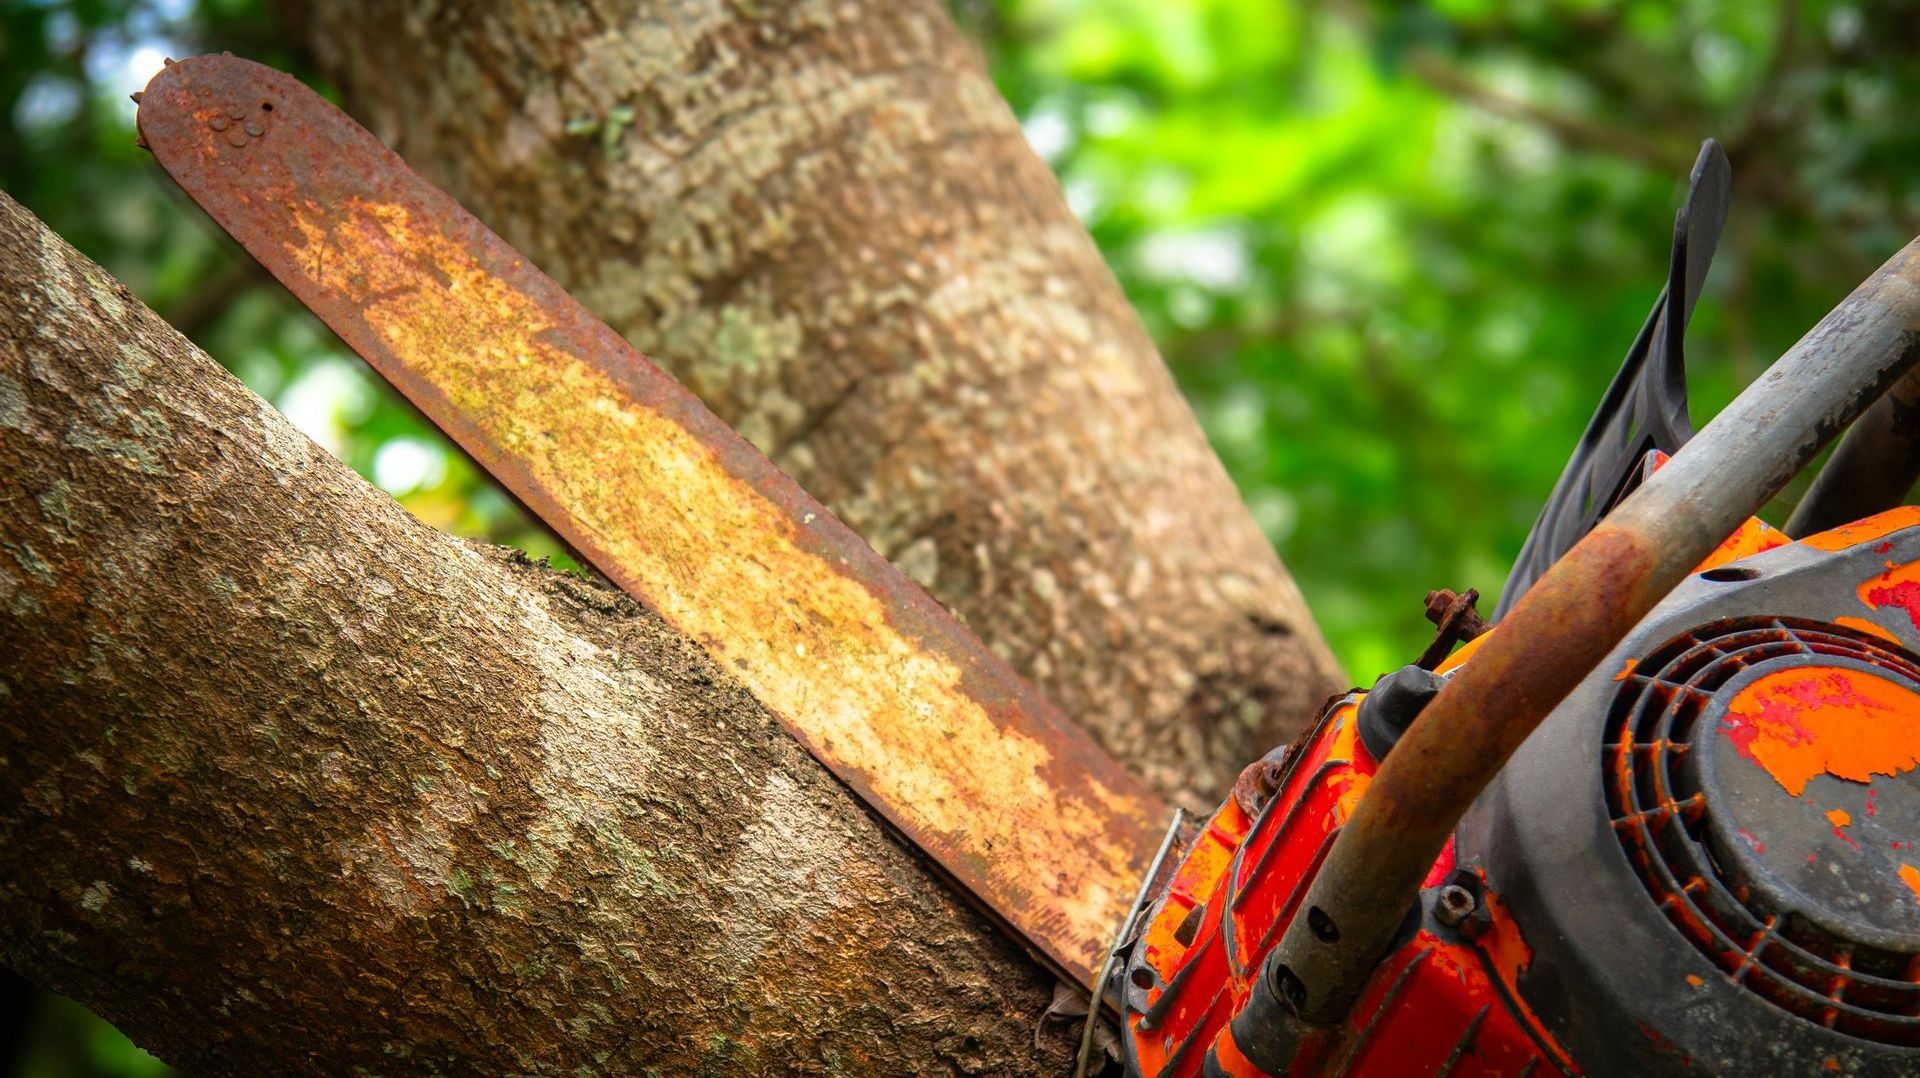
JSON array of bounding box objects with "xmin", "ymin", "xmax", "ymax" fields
[
  {"xmin": 1461, "ymin": 507, "xmax": 1920, "ymax": 1074},
  {"xmin": 1123, "ymin": 507, "xmax": 1920, "ymax": 1076}
]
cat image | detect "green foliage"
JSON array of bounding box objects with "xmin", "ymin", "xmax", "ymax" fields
[
  {"xmin": 6, "ymin": 0, "xmax": 1920, "ymax": 1070},
  {"xmin": 7, "ymin": 996, "xmax": 168, "ymax": 1078},
  {"xmin": 967, "ymin": 0, "xmax": 1920, "ymax": 677}
]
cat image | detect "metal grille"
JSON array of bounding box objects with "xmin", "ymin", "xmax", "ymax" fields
[{"xmin": 1603, "ymin": 617, "xmax": 1920, "ymax": 1045}]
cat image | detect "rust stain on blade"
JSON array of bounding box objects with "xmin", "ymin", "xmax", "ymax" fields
[{"xmin": 136, "ymin": 55, "xmax": 1165, "ymax": 984}]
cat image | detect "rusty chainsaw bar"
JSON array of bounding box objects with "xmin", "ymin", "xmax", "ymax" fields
[{"xmin": 136, "ymin": 54, "xmax": 1166, "ymax": 985}]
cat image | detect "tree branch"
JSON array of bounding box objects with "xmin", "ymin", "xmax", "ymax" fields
[
  {"xmin": 290, "ymin": 0, "xmax": 1344, "ymax": 806},
  {"xmin": 0, "ymin": 191, "xmax": 1068, "ymax": 1075},
  {"xmin": 1405, "ymin": 51, "xmax": 1695, "ymax": 174}
]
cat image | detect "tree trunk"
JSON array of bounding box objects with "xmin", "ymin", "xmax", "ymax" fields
[
  {"xmin": 292, "ymin": 0, "xmax": 1344, "ymax": 804},
  {"xmin": 0, "ymin": 192, "xmax": 1071, "ymax": 1074}
]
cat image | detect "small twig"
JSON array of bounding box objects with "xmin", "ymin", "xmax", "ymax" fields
[{"xmin": 1405, "ymin": 51, "xmax": 1693, "ymax": 174}]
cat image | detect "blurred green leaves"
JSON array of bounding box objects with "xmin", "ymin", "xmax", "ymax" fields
[
  {"xmin": 973, "ymin": 0, "xmax": 1920, "ymax": 677},
  {"xmin": 7, "ymin": 996, "xmax": 167, "ymax": 1078}
]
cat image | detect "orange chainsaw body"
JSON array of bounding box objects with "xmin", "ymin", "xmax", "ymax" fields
[
  {"xmin": 1124, "ymin": 696, "xmax": 1573, "ymax": 1077},
  {"xmin": 1120, "ymin": 506, "xmax": 1920, "ymax": 1076}
]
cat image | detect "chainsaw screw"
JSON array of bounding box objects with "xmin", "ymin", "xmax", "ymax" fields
[
  {"xmin": 1230, "ymin": 746, "xmax": 1291, "ymax": 817},
  {"xmin": 1435, "ymin": 883, "xmax": 1477, "ymax": 927},
  {"xmin": 1417, "ymin": 587, "xmax": 1492, "ymax": 670}
]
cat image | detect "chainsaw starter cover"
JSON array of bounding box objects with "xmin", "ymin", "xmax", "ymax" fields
[
  {"xmin": 1460, "ymin": 507, "xmax": 1920, "ymax": 1075},
  {"xmin": 1123, "ymin": 507, "xmax": 1920, "ymax": 1076}
]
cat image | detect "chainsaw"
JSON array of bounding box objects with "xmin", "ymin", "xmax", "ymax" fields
[
  {"xmin": 136, "ymin": 57, "xmax": 1920, "ymax": 1076},
  {"xmin": 1108, "ymin": 143, "xmax": 1920, "ymax": 1078}
]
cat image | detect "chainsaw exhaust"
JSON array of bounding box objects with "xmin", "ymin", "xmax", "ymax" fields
[{"xmin": 1261, "ymin": 237, "xmax": 1920, "ymax": 1036}]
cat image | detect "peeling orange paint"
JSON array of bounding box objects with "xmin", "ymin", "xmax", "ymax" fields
[
  {"xmin": 1900, "ymin": 864, "xmax": 1920, "ymax": 906},
  {"xmin": 1802, "ymin": 506, "xmax": 1920, "ymax": 552},
  {"xmin": 1826, "ymin": 808, "xmax": 1852, "ymax": 828},
  {"xmin": 1835, "ymin": 615, "xmax": 1902, "ymax": 645},
  {"xmin": 1695, "ymin": 515, "xmax": 1788, "ymax": 572},
  {"xmin": 1477, "ymin": 884, "xmax": 1533, "ymax": 986},
  {"xmin": 1719, "ymin": 666, "xmax": 1920, "ymax": 796},
  {"xmin": 1614, "ymin": 658, "xmax": 1637, "ymax": 682},
  {"xmin": 1859, "ymin": 559, "xmax": 1920, "ymax": 635},
  {"xmin": 1685, "ymin": 974, "xmax": 1705, "ymax": 988}
]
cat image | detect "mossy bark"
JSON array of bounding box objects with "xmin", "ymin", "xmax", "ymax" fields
[
  {"xmin": 293, "ymin": 0, "xmax": 1344, "ymax": 805},
  {"xmin": 0, "ymin": 192, "xmax": 1072, "ymax": 1074}
]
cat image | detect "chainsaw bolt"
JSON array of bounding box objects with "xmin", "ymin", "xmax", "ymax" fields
[
  {"xmin": 1435, "ymin": 883, "xmax": 1477, "ymax": 927},
  {"xmin": 1231, "ymin": 747, "xmax": 1291, "ymax": 817},
  {"xmin": 1417, "ymin": 588, "xmax": 1492, "ymax": 669}
]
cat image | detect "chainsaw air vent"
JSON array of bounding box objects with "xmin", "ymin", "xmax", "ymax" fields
[{"xmin": 1603, "ymin": 617, "xmax": 1920, "ymax": 1047}]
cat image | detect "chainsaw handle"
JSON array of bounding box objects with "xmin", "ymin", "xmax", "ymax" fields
[{"xmin": 1265, "ymin": 236, "xmax": 1920, "ymax": 1037}]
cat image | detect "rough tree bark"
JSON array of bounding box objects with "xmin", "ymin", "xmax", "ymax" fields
[
  {"xmin": 0, "ymin": 193, "xmax": 1074, "ymax": 1073},
  {"xmin": 292, "ymin": 0, "xmax": 1344, "ymax": 804}
]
